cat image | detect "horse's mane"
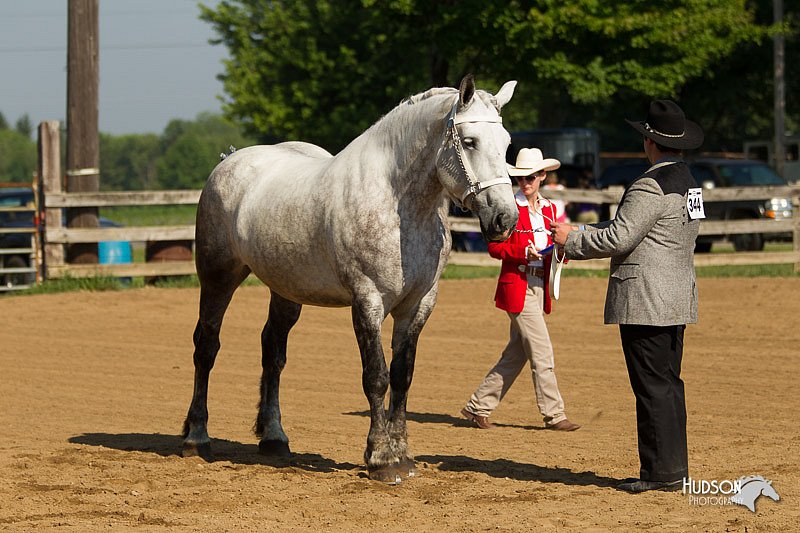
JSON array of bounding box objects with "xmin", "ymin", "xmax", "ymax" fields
[
  {"xmin": 363, "ymin": 86, "xmax": 497, "ymax": 144},
  {"xmin": 400, "ymin": 86, "xmax": 498, "ymax": 108},
  {"xmin": 365, "ymin": 88, "xmax": 454, "ymax": 139},
  {"xmin": 400, "ymin": 87, "xmax": 457, "ymax": 106}
]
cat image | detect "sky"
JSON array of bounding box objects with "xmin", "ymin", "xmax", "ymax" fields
[{"xmin": 0, "ymin": 0, "xmax": 226, "ymax": 135}]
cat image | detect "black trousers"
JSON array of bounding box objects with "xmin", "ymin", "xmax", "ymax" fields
[{"xmin": 619, "ymin": 324, "xmax": 688, "ymax": 482}]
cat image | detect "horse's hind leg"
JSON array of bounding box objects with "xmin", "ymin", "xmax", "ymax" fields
[
  {"xmin": 255, "ymin": 290, "xmax": 301, "ymax": 457},
  {"xmin": 388, "ymin": 285, "xmax": 439, "ymax": 480},
  {"xmin": 182, "ymin": 264, "xmax": 250, "ymax": 460}
]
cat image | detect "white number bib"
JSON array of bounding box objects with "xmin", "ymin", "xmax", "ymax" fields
[{"xmin": 687, "ymin": 188, "xmax": 705, "ymax": 220}]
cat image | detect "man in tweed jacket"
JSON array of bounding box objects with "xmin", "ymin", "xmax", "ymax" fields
[{"xmin": 552, "ymin": 100, "xmax": 703, "ymax": 493}]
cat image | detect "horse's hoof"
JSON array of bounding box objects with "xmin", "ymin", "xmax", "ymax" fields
[
  {"xmin": 397, "ymin": 458, "xmax": 418, "ymax": 479},
  {"xmin": 258, "ymin": 439, "xmax": 291, "ymax": 457},
  {"xmin": 368, "ymin": 464, "xmax": 403, "ymax": 485},
  {"xmin": 182, "ymin": 441, "xmax": 214, "ymax": 461}
]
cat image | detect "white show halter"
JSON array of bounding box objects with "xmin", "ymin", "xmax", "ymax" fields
[{"xmin": 444, "ymin": 98, "xmax": 512, "ymax": 209}]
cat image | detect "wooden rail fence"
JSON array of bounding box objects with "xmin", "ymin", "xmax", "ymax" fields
[
  {"xmin": 29, "ymin": 120, "xmax": 800, "ymax": 282},
  {"xmin": 37, "ymin": 184, "xmax": 800, "ymax": 279}
]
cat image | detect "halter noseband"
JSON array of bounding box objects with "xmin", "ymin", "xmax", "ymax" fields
[{"xmin": 444, "ymin": 99, "xmax": 512, "ymax": 209}]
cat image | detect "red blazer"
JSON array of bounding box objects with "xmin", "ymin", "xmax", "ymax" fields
[{"xmin": 488, "ymin": 198, "xmax": 558, "ymax": 315}]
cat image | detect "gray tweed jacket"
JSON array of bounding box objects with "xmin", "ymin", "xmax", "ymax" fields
[{"xmin": 565, "ymin": 160, "xmax": 699, "ymax": 326}]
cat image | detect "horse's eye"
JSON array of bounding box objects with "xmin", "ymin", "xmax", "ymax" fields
[{"xmin": 463, "ymin": 137, "xmax": 476, "ymax": 149}]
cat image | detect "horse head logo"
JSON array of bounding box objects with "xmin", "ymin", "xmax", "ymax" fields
[{"xmin": 730, "ymin": 476, "xmax": 780, "ymax": 512}]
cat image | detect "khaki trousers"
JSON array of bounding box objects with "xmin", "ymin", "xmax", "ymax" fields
[{"xmin": 465, "ymin": 281, "xmax": 567, "ymax": 425}]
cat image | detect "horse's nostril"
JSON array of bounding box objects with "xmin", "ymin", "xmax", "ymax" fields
[
  {"xmin": 495, "ymin": 211, "xmax": 514, "ymax": 232},
  {"xmin": 493, "ymin": 213, "xmax": 505, "ymax": 231}
]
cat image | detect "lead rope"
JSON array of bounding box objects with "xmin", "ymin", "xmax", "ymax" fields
[
  {"xmin": 512, "ymin": 197, "xmax": 565, "ymax": 299},
  {"xmin": 551, "ymin": 243, "xmax": 565, "ymax": 300},
  {"xmin": 542, "ymin": 200, "xmax": 566, "ymax": 300},
  {"xmin": 532, "ymin": 199, "xmax": 565, "ymax": 300}
]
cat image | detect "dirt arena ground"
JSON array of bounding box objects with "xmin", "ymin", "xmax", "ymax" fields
[{"xmin": 1, "ymin": 277, "xmax": 798, "ymax": 531}]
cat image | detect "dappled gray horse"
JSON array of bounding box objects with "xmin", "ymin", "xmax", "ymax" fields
[{"xmin": 182, "ymin": 76, "xmax": 519, "ymax": 482}]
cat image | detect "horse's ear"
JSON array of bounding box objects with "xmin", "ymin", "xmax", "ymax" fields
[
  {"xmin": 459, "ymin": 74, "xmax": 475, "ymax": 107},
  {"xmin": 495, "ymin": 80, "xmax": 517, "ymax": 111}
]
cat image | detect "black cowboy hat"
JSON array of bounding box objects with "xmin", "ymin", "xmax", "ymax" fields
[{"xmin": 625, "ymin": 99, "xmax": 703, "ymax": 150}]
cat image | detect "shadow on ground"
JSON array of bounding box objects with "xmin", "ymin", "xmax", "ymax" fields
[
  {"xmin": 416, "ymin": 454, "xmax": 620, "ymax": 488},
  {"xmin": 69, "ymin": 432, "xmax": 619, "ymax": 487},
  {"xmin": 343, "ymin": 410, "xmax": 544, "ymax": 430},
  {"xmin": 68, "ymin": 432, "xmax": 360, "ymax": 473}
]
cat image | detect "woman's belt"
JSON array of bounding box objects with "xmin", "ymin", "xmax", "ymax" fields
[{"xmin": 517, "ymin": 264, "xmax": 545, "ymax": 278}]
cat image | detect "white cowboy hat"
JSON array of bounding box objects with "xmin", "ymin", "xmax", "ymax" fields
[{"xmin": 507, "ymin": 148, "xmax": 561, "ymax": 177}]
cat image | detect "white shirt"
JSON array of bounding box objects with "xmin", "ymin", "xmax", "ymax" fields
[{"xmin": 514, "ymin": 190, "xmax": 552, "ymax": 268}]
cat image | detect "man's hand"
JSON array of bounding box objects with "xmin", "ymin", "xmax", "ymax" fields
[{"xmin": 550, "ymin": 222, "xmax": 578, "ymax": 246}]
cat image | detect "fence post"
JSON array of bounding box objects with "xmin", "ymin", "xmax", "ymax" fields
[
  {"xmin": 66, "ymin": 0, "xmax": 100, "ymax": 264},
  {"xmin": 37, "ymin": 121, "xmax": 64, "ymax": 279}
]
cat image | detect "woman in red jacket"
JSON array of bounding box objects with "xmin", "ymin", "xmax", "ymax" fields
[{"xmin": 460, "ymin": 148, "xmax": 580, "ymax": 431}]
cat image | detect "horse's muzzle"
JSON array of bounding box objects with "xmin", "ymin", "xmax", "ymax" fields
[{"xmin": 481, "ymin": 209, "xmax": 518, "ymax": 242}]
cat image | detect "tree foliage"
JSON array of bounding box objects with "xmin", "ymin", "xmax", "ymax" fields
[
  {"xmin": 200, "ymin": 0, "xmax": 777, "ymax": 152},
  {"xmin": 155, "ymin": 112, "xmax": 254, "ymax": 189},
  {"xmin": 100, "ymin": 133, "xmax": 161, "ymax": 190},
  {"xmin": 677, "ymin": 1, "xmax": 799, "ymax": 151},
  {"xmin": 14, "ymin": 114, "xmax": 33, "ymax": 138},
  {"xmin": 0, "ymin": 129, "xmax": 37, "ymax": 183},
  {"xmin": 199, "ymin": 1, "xmax": 464, "ymax": 151},
  {"xmin": 1, "ymin": 112, "xmax": 254, "ymax": 189},
  {"xmin": 98, "ymin": 113, "xmax": 254, "ymax": 190}
]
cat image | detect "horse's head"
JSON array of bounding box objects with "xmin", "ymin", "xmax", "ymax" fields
[
  {"xmin": 762, "ymin": 480, "xmax": 780, "ymax": 501},
  {"xmin": 436, "ymin": 75, "xmax": 519, "ymax": 242}
]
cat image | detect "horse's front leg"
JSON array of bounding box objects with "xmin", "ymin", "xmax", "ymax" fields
[
  {"xmin": 255, "ymin": 291, "xmax": 302, "ymax": 457},
  {"xmin": 351, "ymin": 295, "xmax": 400, "ymax": 483},
  {"xmin": 387, "ymin": 285, "xmax": 438, "ymax": 480}
]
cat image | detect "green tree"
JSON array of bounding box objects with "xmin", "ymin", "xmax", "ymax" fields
[
  {"xmin": 0, "ymin": 111, "xmax": 8, "ymax": 130},
  {"xmin": 0, "ymin": 129, "xmax": 37, "ymax": 183},
  {"xmin": 156, "ymin": 133, "xmax": 220, "ymax": 189},
  {"xmin": 200, "ymin": 1, "xmax": 452, "ymax": 151},
  {"xmin": 200, "ymin": 0, "xmax": 766, "ymax": 152},
  {"xmin": 100, "ymin": 133, "xmax": 161, "ymax": 190},
  {"xmin": 14, "ymin": 114, "xmax": 33, "ymax": 138},
  {"xmin": 677, "ymin": 1, "xmax": 799, "ymax": 151},
  {"xmin": 155, "ymin": 113, "xmax": 255, "ymax": 189}
]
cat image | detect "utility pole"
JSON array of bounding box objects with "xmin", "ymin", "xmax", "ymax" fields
[
  {"xmin": 66, "ymin": 0, "xmax": 100, "ymax": 264},
  {"xmin": 774, "ymin": 0, "xmax": 785, "ymax": 178}
]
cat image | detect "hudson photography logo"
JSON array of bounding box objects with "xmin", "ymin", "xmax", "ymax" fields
[{"xmin": 683, "ymin": 475, "xmax": 781, "ymax": 512}]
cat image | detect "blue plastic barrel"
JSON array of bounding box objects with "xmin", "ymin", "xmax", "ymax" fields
[
  {"xmin": 98, "ymin": 241, "xmax": 132, "ymax": 264},
  {"xmin": 98, "ymin": 241, "xmax": 132, "ymax": 284}
]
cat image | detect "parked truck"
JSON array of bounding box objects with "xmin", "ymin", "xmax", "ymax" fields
[{"xmin": 744, "ymin": 137, "xmax": 800, "ymax": 184}]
